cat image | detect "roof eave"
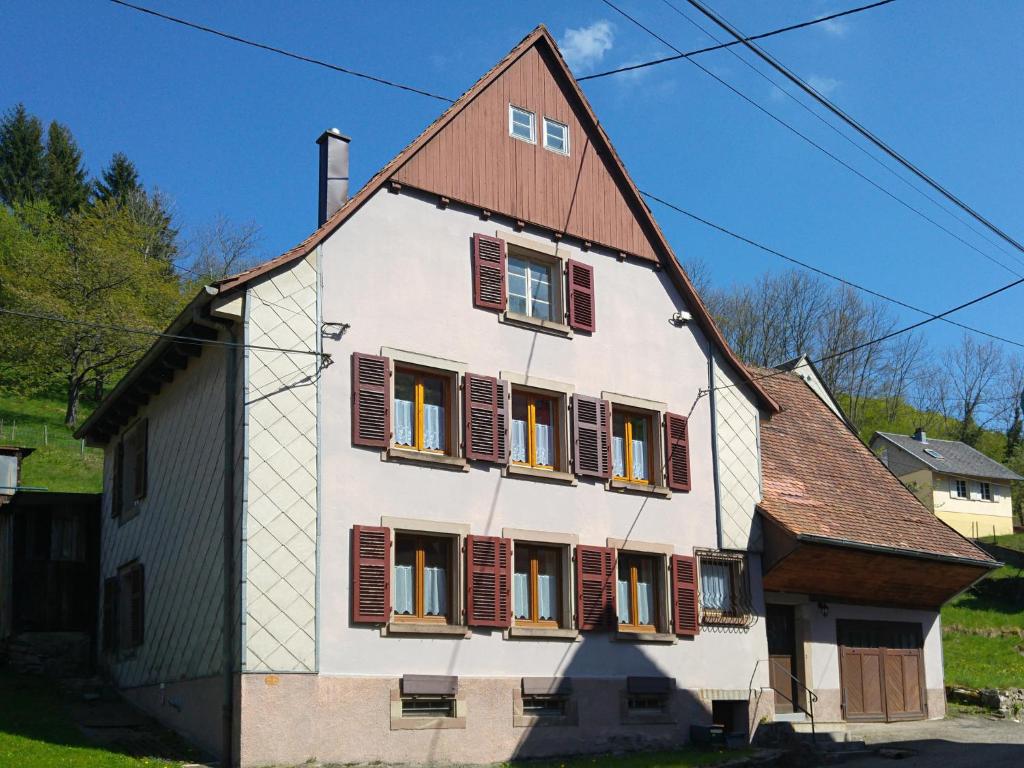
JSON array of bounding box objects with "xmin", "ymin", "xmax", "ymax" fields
[{"xmin": 793, "ymin": 532, "xmax": 999, "ymax": 570}]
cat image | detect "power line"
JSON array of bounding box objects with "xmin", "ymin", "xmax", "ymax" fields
[
  {"xmin": 0, "ymin": 306, "xmax": 326, "ymax": 359},
  {"xmin": 641, "ymin": 190, "xmax": 1024, "ymax": 350},
  {"xmin": 654, "ymin": 0, "xmax": 1018, "ymax": 264},
  {"xmin": 106, "ymin": 0, "xmax": 455, "ymax": 103},
  {"xmin": 599, "ymin": 0, "xmax": 1023, "ymax": 277},
  {"xmin": 682, "ymin": 0, "xmax": 1024, "ymax": 260},
  {"xmin": 579, "ymin": 0, "xmax": 896, "ymax": 82}
]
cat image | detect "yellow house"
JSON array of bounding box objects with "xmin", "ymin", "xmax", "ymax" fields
[{"xmin": 871, "ymin": 429, "xmax": 1021, "ymax": 538}]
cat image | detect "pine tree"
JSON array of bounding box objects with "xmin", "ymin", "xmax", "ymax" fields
[
  {"xmin": 94, "ymin": 152, "xmax": 140, "ymax": 202},
  {"xmin": 0, "ymin": 104, "xmax": 46, "ymax": 207},
  {"xmin": 44, "ymin": 121, "xmax": 90, "ymax": 215}
]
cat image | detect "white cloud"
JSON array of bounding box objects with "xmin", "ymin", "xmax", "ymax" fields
[
  {"xmin": 817, "ymin": 16, "xmax": 849, "ymax": 37},
  {"xmin": 806, "ymin": 75, "xmax": 840, "ymax": 95},
  {"xmin": 560, "ymin": 20, "xmax": 615, "ymax": 73}
]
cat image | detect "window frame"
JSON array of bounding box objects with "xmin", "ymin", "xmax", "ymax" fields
[
  {"xmin": 504, "ymin": 528, "xmax": 578, "ymax": 638},
  {"xmin": 612, "ymin": 409, "xmax": 654, "ymax": 485},
  {"xmin": 696, "ymin": 550, "xmax": 755, "ymax": 628},
  {"xmin": 509, "ymin": 104, "xmax": 536, "ymax": 144},
  {"xmin": 603, "ymin": 392, "xmax": 670, "ymax": 495},
  {"xmin": 952, "ymin": 478, "xmax": 968, "ymax": 499},
  {"xmin": 510, "ymin": 389, "xmax": 561, "ymax": 471},
  {"xmin": 116, "ymin": 560, "xmax": 144, "ymax": 652},
  {"xmin": 507, "ymin": 250, "xmax": 558, "ymax": 322},
  {"xmin": 513, "ymin": 543, "xmax": 564, "ymax": 628},
  {"xmin": 616, "ymin": 552, "xmax": 661, "ymax": 633},
  {"xmin": 392, "ymin": 531, "xmax": 454, "ymax": 625},
  {"xmin": 543, "ymin": 117, "xmax": 570, "ymax": 155},
  {"xmin": 979, "ymin": 481, "xmax": 993, "ymax": 501},
  {"xmin": 501, "ymin": 373, "xmax": 575, "ymax": 483},
  {"xmin": 394, "ymin": 367, "xmax": 450, "ymax": 455}
]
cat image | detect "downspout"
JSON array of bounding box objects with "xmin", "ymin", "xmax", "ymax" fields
[
  {"xmin": 708, "ymin": 350, "xmax": 724, "ymax": 550},
  {"xmin": 195, "ymin": 296, "xmax": 238, "ymax": 768}
]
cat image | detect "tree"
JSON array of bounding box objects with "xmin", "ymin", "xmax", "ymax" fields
[
  {"xmin": 0, "ymin": 104, "xmax": 46, "ymax": 207},
  {"xmin": 0, "ymin": 200, "xmax": 185, "ymax": 426},
  {"xmin": 942, "ymin": 334, "xmax": 1003, "ymax": 446},
  {"xmin": 94, "ymin": 152, "xmax": 140, "ymax": 203},
  {"xmin": 185, "ymin": 214, "xmax": 262, "ymax": 281},
  {"xmin": 125, "ymin": 187, "xmax": 179, "ymax": 266},
  {"xmin": 44, "ymin": 121, "xmax": 90, "ymax": 216}
]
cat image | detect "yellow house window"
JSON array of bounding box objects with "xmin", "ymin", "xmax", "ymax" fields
[
  {"xmin": 394, "ymin": 368, "xmax": 448, "ymax": 453},
  {"xmin": 612, "ymin": 411, "xmax": 651, "ymax": 483},
  {"xmin": 511, "ymin": 391, "xmax": 558, "ymax": 470}
]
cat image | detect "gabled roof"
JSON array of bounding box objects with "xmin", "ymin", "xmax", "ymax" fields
[
  {"xmin": 212, "ymin": 25, "xmax": 779, "ymax": 414},
  {"xmin": 873, "ymin": 431, "xmax": 1023, "ymax": 483},
  {"xmin": 756, "ymin": 366, "xmax": 994, "ymax": 566}
]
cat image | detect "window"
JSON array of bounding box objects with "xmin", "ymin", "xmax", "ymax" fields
[
  {"xmin": 508, "ymin": 254, "xmax": 555, "ymax": 321},
  {"xmin": 953, "ymin": 479, "xmax": 968, "ymax": 499},
  {"xmin": 401, "ymin": 695, "xmax": 456, "ymax": 718},
  {"xmin": 113, "ymin": 418, "xmax": 147, "ymax": 520},
  {"xmin": 394, "ymin": 533, "xmax": 451, "ymax": 623},
  {"xmin": 622, "ymin": 677, "xmax": 674, "ymax": 723},
  {"xmin": 522, "ymin": 694, "xmax": 568, "ymax": 717},
  {"xmin": 543, "ymin": 118, "xmax": 569, "ymax": 155},
  {"xmin": 627, "ymin": 693, "xmax": 669, "ymax": 715},
  {"xmin": 617, "ymin": 554, "xmax": 658, "ymax": 632},
  {"xmin": 979, "ymin": 481, "xmax": 993, "ymax": 501},
  {"xmin": 509, "ymin": 105, "xmax": 535, "ymax": 143},
  {"xmin": 394, "ymin": 368, "xmax": 449, "ymax": 454},
  {"xmin": 511, "ymin": 391, "xmax": 559, "ymax": 470},
  {"xmin": 698, "ymin": 551, "xmax": 755, "ymax": 628},
  {"xmin": 104, "ymin": 561, "xmax": 144, "ymax": 653},
  {"xmin": 612, "ymin": 410, "xmax": 652, "ymax": 484},
  {"xmin": 924, "ymin": 448, "xmax": 944, "ymax": 459},
  {"xmin": 513, "ymin": 544, "xmax": 562, "ymax": 626}
]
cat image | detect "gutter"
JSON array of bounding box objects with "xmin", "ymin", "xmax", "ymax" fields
[{"xmin": 794, "ymin": 532, "xmax": 1001, "ymax": 570}]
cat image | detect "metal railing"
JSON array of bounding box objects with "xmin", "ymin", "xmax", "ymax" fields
[{"xmin": 767, "ymin": 657, "xmax": 819, "ymax": 744}]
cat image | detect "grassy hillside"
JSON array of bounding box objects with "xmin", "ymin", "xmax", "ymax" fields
[
  {"xmin": 0, "ymin": 393, "xmax": 102, "ymax": 493},
  {"xmin": 941, "ymin": 534, "xmax": 1024, "ymax": 689}
]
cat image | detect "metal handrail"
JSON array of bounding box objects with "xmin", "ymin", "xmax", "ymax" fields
[{"xmin": 767, "ymin": 657, "xmax": 818, "ymax": 744}]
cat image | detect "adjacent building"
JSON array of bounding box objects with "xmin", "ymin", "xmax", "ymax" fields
[
  {"xmin": 872, "ymin": 429, "xmax": 1021, "ymax": 538},
  {"xmin": 73, "ymin": 26, "xmax": 997, "ymax": 767}
]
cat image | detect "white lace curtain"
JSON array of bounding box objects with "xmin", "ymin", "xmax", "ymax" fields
[
  {"xmin": 701, "ymin": 561, "xmax": 732, "ymax": 611},
  {"xmin": 612, "ymin": 435, "xmax": 647, "ymax": 480},
  {"xmin": 395, "ymin": 565, "xmax": 447, "ymax": 616},
  {"xmin": 617, "ymin": 577, "xmax": 653, "ymax": 625},
  {"xmin": 513, "ymin": 572, "xmax": 557, "ymax": 620},
  {"xmin": 394, "ymin": 397, "xmax": 445, "ymax": 451},
  {"xmin": 511, "ymin": 417, "xmax": 554, "ymax": 465}
]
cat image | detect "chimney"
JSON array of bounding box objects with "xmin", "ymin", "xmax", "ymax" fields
[
  {"xmin": 913, "ymin": 427, "xmax": 927, "ymax": 444},
  {"xmin": 317, "ymin": 129, "xmax": 350, "ymax": 226}
]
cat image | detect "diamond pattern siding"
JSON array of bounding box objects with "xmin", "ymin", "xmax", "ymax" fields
[
  {"xmin": 100, "ymin": 344, "xmax": 236, "ymax": 687},
  {"xmin": 714, "ymin": 357, "xmax": 763, "ymax": 552},
  {"xmin": 243, "ymin": 254, "xmax": 318, "ymax": 672}
]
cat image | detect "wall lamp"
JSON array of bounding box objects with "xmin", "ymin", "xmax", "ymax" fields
[
  {"xmin": 670, "ymin": 310, "xmax": 693, "ymax": 327},
  {"xmin": 817, "ymin": 601, "xmax": 830, "ymax": 618}
]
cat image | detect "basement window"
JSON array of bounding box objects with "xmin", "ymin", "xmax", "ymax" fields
[
  {"xmin": 522, "ymin": 694, "xmax": 569, "ymax": 717},
  {"xmin": 401, "ymin": 695, "xmax": 455, "ymax": 718},
  {"xmin": 509, "ymin": 105, "xmax": 536, "ymax": 143}
]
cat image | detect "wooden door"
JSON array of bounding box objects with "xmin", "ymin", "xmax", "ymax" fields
[
  {"xmin": 884, "ymin": 648, "xmax": 925, "ymax": 720},
  {"xmin": 840, "ymin": 647, "xmax": 886, "ymax": 722},
  {"xmin": 766, "ymin": 604, "xmax": 797, "ymax": 713}
]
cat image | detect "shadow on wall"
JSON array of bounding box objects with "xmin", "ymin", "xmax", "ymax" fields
[{"xmin": 506, "ymin": 633, "xmax": 711, "ymax": 760}]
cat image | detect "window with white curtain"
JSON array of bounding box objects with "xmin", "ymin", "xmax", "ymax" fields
[
  {"xmin": 510, "ymin": 390, "xmax": 559, "ymax": 470},
  {"xmin": 617, "ymin": 554, "xmax": 658, "ymax": 631},
  {"xmin": 394, "ymin": 533, "xmax": 450, "ymax": 622},
  {"xmin": 394, "ymin": 368, "xmax": 448, "ymax": 454},
  {"xmin": 513, "ymin": 544, "xmax": 562, "ymax": 626},
  {"xmin": 699, "ymin": 558, "xmax": 734, "ymax": 614},
  {"xmin": 612, "ymin": 410, "xmax": 651, "ymax": 484}
]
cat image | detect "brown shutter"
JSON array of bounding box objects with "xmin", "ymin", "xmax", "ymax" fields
[
  {"xmin": 352, "ymin": 525, "xmax": 391, "ymax": 623},
  {"xmin": 572, "ymin": 394, "xmax": 611, "ymax": 478},
  {"xmin": 472, "ymin": 233, "xmax": 507, "ymax": 311},
  {"xmin": 129, "ymin": 564, "xmax": 145, "ymax": 647},
  {"xmin": 671, "ymin": 554, "xmax": 699, "ymax": 637},
  {"xmin": 351, "ymin": 353, "xmax": 391, "ymax": 448},
  {"xmin": 496, "ymin": 380, "xmax": 509, "ymax": 464},
  {"xmin": 566, "ymin": 259, "xmax": 595, "ymax": 332},
  {"xmin": 575, "ymin": 545, "xmax": 615, "ymax": 630},
  {"xmin": 464, "ymin": 373, "xmax": 499, "ymax": 462},
  {"xmin": 133, "ymin": 419, "xmax": 148, "ymax": 501},
  {"xmin": 466, "ymin": 535, "xmax": 512, "ymax": 628},
  {"xmin": 664, "ymin": 413, "xmax": 691, "ymax": 491},
  {"xmin": 102, "ymin": 576, "xmax": 119, "ymax": 651},
  {"xmin": 111, "ymin": 442, "xmax": 124, "ymax": 519}
]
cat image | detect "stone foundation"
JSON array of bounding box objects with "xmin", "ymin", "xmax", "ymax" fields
[
  {"xmin": 238, "ymin": 674, "xmax": 748, "ymax": 767},
  {"xmin": 120, "ymin": 674, "xmax": 225, "ymax": 758}
]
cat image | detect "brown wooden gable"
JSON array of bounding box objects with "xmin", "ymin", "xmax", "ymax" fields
[{"xmin": 392, "ymin": 43, "xmax": 659, "ymax": 262}]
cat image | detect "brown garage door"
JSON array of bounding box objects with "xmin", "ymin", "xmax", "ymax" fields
[{"xmin": 838, "ymin": 620, "xmax": 926, "ymax": 722}]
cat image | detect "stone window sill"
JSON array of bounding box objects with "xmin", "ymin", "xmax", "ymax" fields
[
  {"xmin": 383, "ymin": 622, "xmax": 471, "ymax": 637},
  {"xmin": 500, "ymin": 311, "xmax": 573, "ymax": 338},
  {"xmin": 504, "ymin": 626, "xmax": 579, "ymax": 641},
  {"xmin": 384, "ymin": 447, "xmax": 469, "ymax": 472},
  {"xmin": 390, "ymin": 715, "xmax": 467, "ymax": 731},
  {"xmin": 504, "ymin": 464, "xmax": 577, "ymax": 485},
  {"xmin": 614, "ymin": 630, "xmax": 677, "ymax": 644},
  {"xmin": 607, "ymin": 479, "xmax": 672, "ymax": 498}
]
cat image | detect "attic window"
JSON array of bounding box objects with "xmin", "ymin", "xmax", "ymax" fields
[
  {"xmin": 509, "ymin": 105, "xmax": 535, "ymax": 143},
  {"xmin": 543, "ymin": 118, "xmax": 569, "ymax": 155},
  {"xmin": 924, "ymin": 448, "xmax": 944, "ymax": 459}
]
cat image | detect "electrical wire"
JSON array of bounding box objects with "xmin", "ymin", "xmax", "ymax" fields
[
  {"xmin": 0, "ymin": 306, "xmax": 326, "ymax": 358},
  {"xmin": 640, "ymin": 190, "xmax": 1024, "ymax": 350},
  {"xmin": 599, "ymin": 0, "xmax": 1023, "ymax": 277},
  {"xmin": 682, "ymin": 0, "xmax": 1024, "ymax": 260},
  {"xmin": 579, "ymin": 0, "xmax": 896, "ymax": 81},
  {"xmin": 106, "ymin": 0, "xmax": 455, "ymax": 103}
]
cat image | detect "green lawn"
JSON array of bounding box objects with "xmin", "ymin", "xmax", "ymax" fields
[
  {"xmin": 0, "ymin": 393, "xmax": 103, "ymax": 493},
  {"xmin": 942, "ymin": 535, "xmax": 1024, "ymax": 689},
  {"xmin": 0, "ymin": 672, "xmax": 186, "ymax": 768}
]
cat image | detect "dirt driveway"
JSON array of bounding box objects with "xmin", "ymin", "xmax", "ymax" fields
[{"xmin": 841, "ymin": 714, "xmax": 1024, "ymax": 767}]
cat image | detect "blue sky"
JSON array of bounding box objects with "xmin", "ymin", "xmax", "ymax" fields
[{"xmin": 4, "ymin": 0, "xmax": 1023, "ymax": 354}]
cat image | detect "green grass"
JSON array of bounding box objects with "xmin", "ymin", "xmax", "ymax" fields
[
  {"xmin": 501, "ymin": 747, "xmax": 749, "ymax": 768},
  {"xmin": 0, "ymin": 393, "xmax": 102, "ymax": 493},
  {"xmin": 0, "ymin": 672, "xmax": 185, "ymax": 768},
  {"xmin": 941, "ymin": 631, "xmax": 1024, "ymax": 690}
]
